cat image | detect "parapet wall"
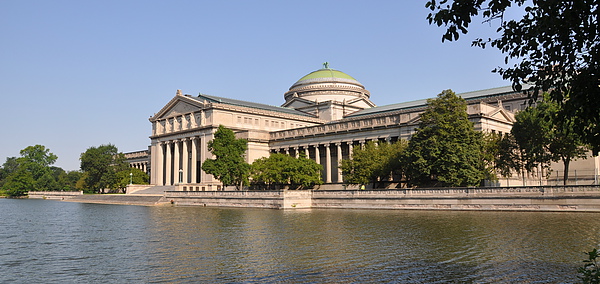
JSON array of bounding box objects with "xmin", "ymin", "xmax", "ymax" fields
[
  {"xmin": 311, "ymin": 186, "xmax": 600, "ymax": 211},
  {"xmin": 28, "ymin": 191, "xmax": 83, "ymax": 200},
  {"xmin": 165, "ymin": 185, "xmax": 600, "ymax": 211}
]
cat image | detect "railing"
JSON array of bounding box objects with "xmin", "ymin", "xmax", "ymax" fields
[
  {"xmin": 165, "ymin": 190, "xmax": 283, "ymax": 197},
  {"xmin": 311, "ymin": 185, "xmax": 600, "ymax": 197}
]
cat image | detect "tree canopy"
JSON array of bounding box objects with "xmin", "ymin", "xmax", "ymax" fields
[
  {"xmin": 340, "ymin": 140, "xmax": 408, "ymax": 188},
  {"xmin": 426, "ymin": 0, "xmax": 600, "ymax": 154},
  {"xmin": 80, "ymin": 144, "xmax": 130, "ymax": 193},
  {"xmin": 510, "ymin": 95, "xmax": 588, "ymax": 184},
  {"xmin": 404, "ymin": 90, "xmax": 485, "ymax": 187},
  {"xmin": 201, "ymin": 125, "xmax": 250, "ymax": 189},
  {"xmin": 250, "ymin": 153, "xmax": 322, "ymax": 190},
  {"xmin": 0, "ymin": 145, "xmax": 76, "ymax": 196}
]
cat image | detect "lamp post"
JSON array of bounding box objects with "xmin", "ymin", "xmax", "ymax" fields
[{"xmin": 129, "ymin": 172, "xmax": 133, "ymax": 185}]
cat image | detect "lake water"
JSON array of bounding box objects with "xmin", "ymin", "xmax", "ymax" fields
[{"xmin": 1, "ymin": 199, "xmax": 598, "ymax": 283}]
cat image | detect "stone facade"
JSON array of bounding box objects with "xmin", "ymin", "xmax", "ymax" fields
[{"xmin": 126, "ymin": 65, "xmax": 598, "ymax": 190}]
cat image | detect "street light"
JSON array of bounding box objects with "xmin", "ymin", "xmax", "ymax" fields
[{"xmin": 129, "ymin": 172, "xmax": 133, "ymax": 185}]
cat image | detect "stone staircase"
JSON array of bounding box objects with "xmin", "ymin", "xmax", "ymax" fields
[{"xmin": 127, "ymin": 185, "xmax": 175, "ymax": 195}]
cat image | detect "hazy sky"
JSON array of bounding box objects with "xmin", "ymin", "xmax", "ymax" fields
[{"xmin": 1, "ymin": 1, "xmax": 511, "ymax": 171}]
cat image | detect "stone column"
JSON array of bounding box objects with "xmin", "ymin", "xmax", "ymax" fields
[
  {"xmin": 314, "ymin": 144, "xmax": 321, "ymax": 181},
  {"xmin": 182, "ymin": 138, "xmax": 189, "ymax": 184},
  {"xmin": 174, "ymin": 140, "xmax": 181, "ymax": 184},
  {"xmin": 336, "ymin": 143, "xmax": 343, "ymax": 183},
  {"xmin": 325, "ymin": 143, "xmax": 332, "ymax": 183},
  {"xmin": 191, "ymin": 137, "xmax": 198, "ymax": 184},
  {"xmin": 293, "ymin": 147, "xmax": 299, "ymax": 158},
  {"xmin": 200, "ymin": 134, "xmax": 208, "ymax": 183},
  {"xmin": 304, "ymin": 146, "xmax": 309, "ymax": 158},
  {"xmin": 348, "ymin": 141, "xmax": 354, "ymax": 160},
  {"xmin": 165, "ymin": 141, "xmax": 172, "ymax": 185},
  {"xmin": 155, "ymin": 142, "xmax": 164, "ymax": 185}
]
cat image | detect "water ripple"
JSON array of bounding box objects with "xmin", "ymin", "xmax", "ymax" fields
[{"xmin": 1, "ymin": 200, "xmax": 598, "ymax": 283}]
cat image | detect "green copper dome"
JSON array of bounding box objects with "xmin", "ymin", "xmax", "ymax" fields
[
  {"xmin": 290, "ymin": 63, "xmax": 363, "ymax": 90},
  {"xmin": 297, "ymin": 68, "xmax": 358, "ymax": 81}
]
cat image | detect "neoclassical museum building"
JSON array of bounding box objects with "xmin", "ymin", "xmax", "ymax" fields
[{"xmin": 126, "ymin": 64, "xmax": 599, "ymax": 190}]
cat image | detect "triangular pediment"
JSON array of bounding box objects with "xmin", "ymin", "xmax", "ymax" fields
[
  {"xmin": 281, "ymin": 97, "xmax": 316, "ymax": 108},
  {"xmin": 151, "ymin": 94, "xmax": 204, "ymax": 121},
  {"xmin": 162, "ymin": 101, "xmax": 199, "ymax": 118},
  {"xmin": 488, "ymin": 108, "xmax": 515, "ymax": 123}
]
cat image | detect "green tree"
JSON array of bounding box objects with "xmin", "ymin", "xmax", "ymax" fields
[
  {"xmin": 114, "ymin": 168, "xmax": 149, "ymax": 192},
  {"xmin": 2, "ymin": 168, "xmax": 35, "ymax": 196},
  {"xmin": 250, "ymin": 153, "xmax": 322, "ymax": 190},
  {"xmin": 495, "ymin": 133, "xmax": 528, "ymax": 184},
  {"xmin": 202, "ymin": 125, "xmax": 250, "ymax": 190},
  {"xmin": 287, "ymin": 154, "xmax": 322, "ymax": 188},
  {"xmin": 80, "ymin": 144, "xmax": 128, "ymax": 193},
  {"xmin": 481, "ymin": 132, "xmax": 502, "ymax": 183},
  {"xmin": 512, "ymin": 103, "xmax": 553, "ymax": 177},
  {"xmin": 426, "ymin": 0, "xmax": 600, "ymax": 154},
  {"xmin": 340, "ymin": 140, "xmax": 408, "ymax": 188},
  {"xmin": 404, "ymin": 90, "xmax": 485, "ymax": 187},
  {"xmin": 0, "ymin": 157, "xmax": 20, "ymax": 189},
  {"xmin": 0, "ymin": 145, "xmax": 59, "ymax": 195},
  {"xmin": 512, "ymin": 95, "xmax": 588, "ymax": 185},
  {"xmin": 19, "ymin": 145, "xmax": 58, "ymax": 184},
  {"xmin": 65, "ymin": 170, "xmax": 83, "ymax": 191},
  {"xmin": 340, "ymin": 141, "xmax": 383, "ymax": 186}
]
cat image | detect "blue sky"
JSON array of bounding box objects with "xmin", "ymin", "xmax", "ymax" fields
[{"xmin": 1, "ymin": 0, "xmax": 510, "ymax": 171}]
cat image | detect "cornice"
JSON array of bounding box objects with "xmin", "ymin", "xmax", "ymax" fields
[{"xmin": 209, "ymin": 102, "xmax": 325, "ymax": 123}]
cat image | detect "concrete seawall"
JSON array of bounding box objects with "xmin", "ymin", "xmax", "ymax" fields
[
  {"xmin": 311, "ymin": 186, "xmax": 600, "ymax": 211},
  {"xmin": 28, "ymin": 191, "xmax": 83, "ymax": 200},
  {"xmin": 165, "ymin": 185, "xmax": 600, "ymax": 212}
]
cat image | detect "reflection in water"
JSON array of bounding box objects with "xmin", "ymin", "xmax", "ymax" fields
[{"xmin": 1, "ymin": 199, "xmax": 599, "ymax": 283}]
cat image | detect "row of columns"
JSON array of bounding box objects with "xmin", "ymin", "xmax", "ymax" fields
[
  {"xmin": 150, "ymin": 135, "xmax": 212, "ymax": 186},
  {"xmin": 129, "ymin": 162, "xmax": 148, "ymax": 174},
  {"xmin": 274, "ymin": 138, "xmax": 396, "ymax": 184}
]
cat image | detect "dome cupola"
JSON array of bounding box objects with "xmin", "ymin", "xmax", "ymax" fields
[
  {"xmin": 282, "ymin": 63, "xmax": 375, "ymax": 121},
  {"xmin": 283, "ymin": 62, "xmax": 371, "ymax": 104}
]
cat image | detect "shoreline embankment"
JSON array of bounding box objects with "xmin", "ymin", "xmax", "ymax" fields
[{"xmin": 27, "ymin": 185, "xmax": 600, "ymax": 212}]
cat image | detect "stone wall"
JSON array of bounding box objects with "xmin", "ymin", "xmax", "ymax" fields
[
  {"xmin": 165, "ymin": 190, "xmax": 286, "ymax": 208},
  {"xmin": 28, "ymin": 191, "xmax": 83, "ymax": 200},
  {"xmin": 311, "ymin": 186, "xmax": 600, "ymax": 211},
  {"xmin": 164, "ymin": 185, "xmax": 600, "ymax": 212}
]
